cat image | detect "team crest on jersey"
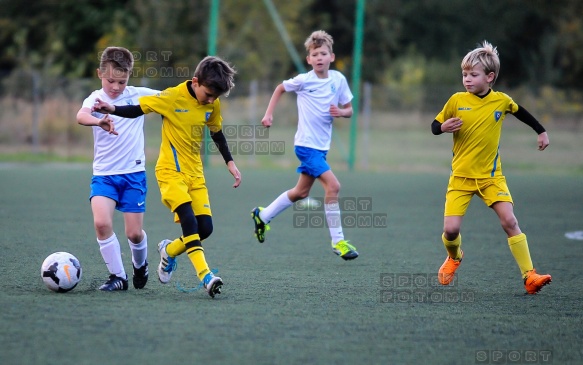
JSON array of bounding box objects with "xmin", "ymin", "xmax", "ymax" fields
[
  {"xmin": 494, "ymin": 111, "xmax": 502, "ymax": 122},
  {"xmin": 205, "ymin": 112, "xmax": 212, "ymax": 121},
  {"xmin": 331, "ymin": 84, "xmax": 337, "ymax": 93}
]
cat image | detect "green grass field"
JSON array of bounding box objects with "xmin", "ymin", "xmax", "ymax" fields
[{"xmin": 1, "ymin": 164, "xmax": 582, "ymax": 365}]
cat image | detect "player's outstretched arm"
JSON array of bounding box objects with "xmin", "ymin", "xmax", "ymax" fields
[
  {"xmin": 92, "ymin": 98, "xmax": 115, "ymax": 114},
  {"xmin": 261, "ymin": 84, "xmax": 286, "ymax": 128},
  {"xmin": 93, "ymin": 98, "xmax": 145, "ymax": 118}
]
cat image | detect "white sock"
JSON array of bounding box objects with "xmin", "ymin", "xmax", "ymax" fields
[
  {"xmin": 129, "ymin": 230, "xmax": 148, "ymax": 268},
  {"xmin": 98, "ymin": 233, "xmax": 126, "ymax": 278},
  {"xmin": 325, "ymin": 202, "xmax": 344, "ymax": 244},
  {"xmin": 260, "ymin": 191, "xmax": 294, "ymax": 223}
]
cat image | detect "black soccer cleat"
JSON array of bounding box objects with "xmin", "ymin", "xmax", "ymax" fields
[
  {"xmin": 132, "ymin": 261, "xmax": 149, "ymax": 289},
  {"xmin": 99, "ymin": 274, "xmax": 129, "ymax": 291}
]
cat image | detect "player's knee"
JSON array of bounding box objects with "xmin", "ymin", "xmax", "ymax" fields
[
  {"xmin": 197, "ymin": 215, "xmax": 213, "ymax": 241},
  {"xmin": 175, "ymin": 203, "xmax": 198, "ymax": 237},
  {"xmin": 327, "ymin": 181, "xmax": 341, "ymax": 196},
  {"xmin": 443, "ymin": 226, "xmax": 460, "ymax": 241},
  {"xmin": 443, "ymin": 232, "xmax": 459, "ymax": 241},
  {"xmin": 500, "ymin": 216, "xmax": 519, "ymax": 231},
  {"xmin": 94, "ymin": 219, "xmax": 113, "ymax": 237},
  {"xmin": 184, "ymin": 238, "xmax": 202, "ymax": 249},
  {"xmin": 126, "ymin": 229, "xmax": 144, "ymax": 244}
]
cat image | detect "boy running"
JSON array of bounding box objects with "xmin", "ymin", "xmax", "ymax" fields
[{"xmin": 251, "ymin": 30, "xmax": 358, "ymax": 260}]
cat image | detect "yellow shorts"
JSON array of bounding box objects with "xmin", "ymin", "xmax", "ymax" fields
[
  {"xmin": 444, "ymin": 175, "xmax": 513, "ymax": 216},
  {"xmin": 155, "ymin": 169, "xmax": 212, "ymax": 223}
]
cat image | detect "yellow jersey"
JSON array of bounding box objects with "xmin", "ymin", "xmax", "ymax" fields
[
  {"xmin": 435, "ymin": 90, "xmax": 519, "ymax": 178},
  {"xmin": 139, "ymin": 81, "xmax": 223, "ymax": 177}
]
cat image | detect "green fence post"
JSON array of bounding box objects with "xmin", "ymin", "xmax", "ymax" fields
[{"xmin": 349, "ymin": 0, "xmax": 365, "ymax": 171}]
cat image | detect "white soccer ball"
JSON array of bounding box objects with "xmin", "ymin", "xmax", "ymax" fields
[
  {"xmin": 298, "ymin": 197, "xmax": 322, "ymax": 210},
  {"xmin": 41, "ymin": 252, "xmax": 82, "ymax": 292}
]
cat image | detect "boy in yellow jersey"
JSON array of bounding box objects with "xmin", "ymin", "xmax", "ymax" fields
[
  {"xmin": 432, "ymin": 41, "xmax": 551, "ymax": 294},
  {"xmin": 93, "ymin": 56, "xmax": 241, "ymax": 298}
]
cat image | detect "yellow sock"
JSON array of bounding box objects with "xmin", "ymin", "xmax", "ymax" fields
[
  {"xmin": 166, "ymin": 237, "xmax": 187, "ymax": 257},
  {"xmin": 183, "ymin": 234, "xmax": 210, "ymax": 281},
  {"xmin": 442, "ymin": 233, "xmax": 462, "ymax": 260},
  {"xmin": 508, "ymin": 233, "xmax": 533, "ymax": 278}
]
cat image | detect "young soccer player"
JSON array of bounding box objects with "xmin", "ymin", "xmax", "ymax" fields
[
  {"xmin": 251, "ymin": 30, "xmax": 358, "ymax": 260},
  {"xmin": 432, "ymin": 40, "xmax": 552, "ymax": 294},
  {"xmin": 93, "ymin": 56, "xmax": 241, "ymax": 298},
  {"xmin": 77, "ymin": 46, "xmax": 159, "ymax": 291}
]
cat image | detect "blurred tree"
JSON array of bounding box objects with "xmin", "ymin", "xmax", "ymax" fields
[
  {"xmin": 0, "ymin": 0, "xmax": 582, "ymax": 91},
  {"xmin": 0, "ymin": 0, "xmax": 135, "ymax": 86},
  {"xmin": 306, "ymin": 0, "xmax": 581, "ymax": 90},
  {"xmin": 552, "ymin": 0, "xmax": 583, "ymax": 88},
  {"xmin": 218, "ymin": 0, "xmax": 312, "ymax": 83},
  {"xmin": 304, "ymin": 0, "xmax": 399, "ymax": 82},
  {"xmin": 54, "ymin": 0, "xmax": 135, "ymax": 77},
  {"xmin": 131, "ymin": 0, "xmax": 208, "ymax": 63},
  {"xmin": 0, "ymin": 0, "xmax": 58, "ymax": 73}
]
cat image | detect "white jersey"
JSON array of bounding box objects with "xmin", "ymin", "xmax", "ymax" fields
[
  {"xmin": 82, "ymin": 86, "xmax": 159, "ymax": 175},
  {"xmin": 283, "ymin": 70, "xmax": 353, "ymax": 151}
]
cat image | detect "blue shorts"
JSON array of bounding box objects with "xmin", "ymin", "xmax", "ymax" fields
[
  {"xmin": 90, "ymin": 171, "xmax": 147, "ymax": 213},
  {"xmin": 295, "ymin": 146, "xmax": 330, "ymax": 178}
]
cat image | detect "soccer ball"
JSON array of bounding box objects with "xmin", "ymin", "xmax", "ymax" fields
[
  {"xmin": 297, "ymin": 197, "xmax": 322, "ymax": 210},
  {"xmin": 41, "ymin": 252, "xmax": 82, "ymax": 292}
]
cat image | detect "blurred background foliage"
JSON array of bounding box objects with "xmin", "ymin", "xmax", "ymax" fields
[
  {"xmin": 1, "ymin": 0, "xmax": 582, "ymax": 87},
  {"xmin": 0, "ymin": 0, "xmax": 581, "ymax": 169}
]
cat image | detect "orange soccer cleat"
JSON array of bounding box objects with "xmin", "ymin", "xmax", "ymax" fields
[
  {"xmin": 438, "ymin": 251, "xmax": 463, "ymax": 285},
  {"xmin": 524, "ymin": 269, "xmax": 552, "ymax": 294}
]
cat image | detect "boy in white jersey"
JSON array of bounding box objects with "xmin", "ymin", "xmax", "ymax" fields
[
  {"xmin": 251, "ymin": 30, "xmax": 358, "ymax": 260},
  {"xmin": 432, "ymin": 40, "xmax": 551, "ymax": 294},
  {"xmin": 77, "ymin": 47, "xmax": 159, "ymax": 291}
]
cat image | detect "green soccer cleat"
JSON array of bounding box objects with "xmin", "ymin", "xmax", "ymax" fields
[
  {"xmin": 251, "ymin": 207, "xmax": 270, "ymax": 243},
  {"xmin": 332, "ymin": 240, "xmax": 359, "ymax": 260}
]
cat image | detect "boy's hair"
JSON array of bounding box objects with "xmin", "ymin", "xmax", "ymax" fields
[
  {"xmin": 304, "ymin": 30, "xmax": 334, "ymax": 53},
  {"xmin": 100, "ymin": 47, "xmax": 134, "ymax": 74},
  {"xmin": 461, "ymin": 40, "xmax": 500, "ymax": 86},
  {"xmin": 194, "ymin": 56, "xmax": 236, "ymax": 97}
]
